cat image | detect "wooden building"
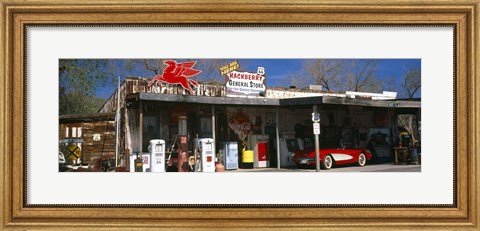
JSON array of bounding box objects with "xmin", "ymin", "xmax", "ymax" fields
[
  {"xmin": 96, "ymin": 77, "xmax": 421, "ymax": 171},
  {"xmin": 59, "ymin": 113, "xmax": 116, "ymax": 167}
]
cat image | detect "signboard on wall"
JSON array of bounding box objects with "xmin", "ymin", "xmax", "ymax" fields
[
  {"xmin": 221, "ymin": 62, "xmax": 267, "ymax": 97},
  {"xmin": 219, "ymin": 60, "xmax": 240, "ymax": 76},
  {"xmin": 228, "ymin": 111, "xmax": 252, "ymax": 141},
  {"xmin": 148, "ymin": 60, "xmax": 201, "ymax": 95},
  {"xmin": 313, "ymin": 123, "xmax": 320, "ymax": 135}
]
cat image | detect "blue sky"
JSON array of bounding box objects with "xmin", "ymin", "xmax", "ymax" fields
[
  {"xmin": 241, "ymin": 59, "xmax": 420, "ymax": 86},
  {"xmin": 95, "ymin": 59, "xmax": 421, "ymax": 99}
]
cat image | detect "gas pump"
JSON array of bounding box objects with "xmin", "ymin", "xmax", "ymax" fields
[
  {"xmin": 279, "ymin": 138, "xmax": 304, "ymax": 167},
  {"xmin": 177, "ymin": 116, "xmax": 190, "ymax": 172},
  {"xmin": 249, "ymin": 135, "xmax": 269, "ymax": 168},
  {"xmin": 223, "ymin": 142, "xmax": 238, "ymax": 170},
  {"xmin": 130, "ymin": 152, "xmax": 150, "ymax": 172},
  {"xmin": 199, "ymin": 138, "xmax": 216, "ymax": 172},
  {"xmin": 148, "ymin": 139, "xmax": 166, "ymax": 173},
  {"xmin": 134, "ymin": 153, "xmax": 143, "ymax": 172}
]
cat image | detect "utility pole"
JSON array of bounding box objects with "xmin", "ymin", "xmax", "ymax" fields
[
  {"xmin": 115, "ymin": 76, "xmax": 121, "ymax": 168},
  {"xmin": 312, "ymin": 105, "xmax": 321, "ymax": 172}
]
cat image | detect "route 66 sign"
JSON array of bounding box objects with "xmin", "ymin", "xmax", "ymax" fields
[
  {"xmin": 257, "ymin": 66, "xmax": 265, "ymax": 75},
  {"xmin": 266, "ymin": 113, "xmax": 276, "ymax": 125},
  {"xmin": 93, "ymin": 134, "xmax": 101, "ymax": 141}
]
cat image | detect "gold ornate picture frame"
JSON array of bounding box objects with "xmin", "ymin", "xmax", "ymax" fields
[{"xmin": 1, "ymin": 0, "xmax": 478, "ymax": 230}]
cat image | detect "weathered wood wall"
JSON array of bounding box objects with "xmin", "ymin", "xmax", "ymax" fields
[
  {"xmin": 127, "ymin": 108, "xmax": 140, "ymax": 153},
  {"xmin": 125, "ymin": 77, "xmax": 226, "ymax": 97},
  {"xmin": 81, "ymin": 121, "xmax": 116, "ymax": 165},
  {"xmin": 99, "ymin": 77, "xmax": 227, "ymax": 113}
]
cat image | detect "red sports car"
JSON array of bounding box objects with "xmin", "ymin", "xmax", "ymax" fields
[{"xmin": 292, "ymin": 141, "xmax": 372, "ymax": 170}]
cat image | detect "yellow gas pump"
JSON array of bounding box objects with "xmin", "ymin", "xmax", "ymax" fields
[{"xmin": 134, "ymin": 153, "xmax": 143, "ymax": 172}]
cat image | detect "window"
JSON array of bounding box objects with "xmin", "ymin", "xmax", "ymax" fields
[
  {"xmin": 143, "ymin": 114, "xmax": 161, "ymax": 152},
  {"xmin": 198, "ymin": 117, "xmax": 212, "ymax": 138},
  {"xmin": 62, "ymin": 124, "xmax": 82, "ymax": 139}
]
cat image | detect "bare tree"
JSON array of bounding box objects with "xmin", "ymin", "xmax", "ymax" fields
[
  {"xmin": 343, "ymin": 60, "xmax": 381, "ymax": 92},
  {"xmin": 126, "ymin": 59, "xmax": 165, "ymax": 76},
  {"xmin": 127, "ymin": 59, "xmax": 227, "ymax": 84},
  {"xmin": 382, "ymin": 75, "xmax": 398, "ymax": 92},
  {"xmin": 195, "ymin": 59, "xmax": 228, "ymax": 84},
  {"xmin": 304, "ymin": 59, "xmax": 345, "ymax": 91},
  {"xmin": 401, "ymin": 65, "xmax": 421, "ymax": 98},
  {"xmin": 289, "ymin": 59, "xmax": 382, "ymax": 93},
  {"xmin": 283, "ymin": 72, "xmax": 311, "ymax": 89}
]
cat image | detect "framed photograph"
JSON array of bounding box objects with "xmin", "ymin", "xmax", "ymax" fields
[{"xmin": 1, "ymin": 0, "xmax": 479, "ymax": 230}]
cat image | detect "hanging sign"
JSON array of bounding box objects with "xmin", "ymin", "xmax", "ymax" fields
[
  {"xmin": 225, "ymin": 70, "xmax": 266, "ymax": 96},
  {"xmin": 148, "ymin": 60, "xmax": 202, "ymax": 95},
  {"xmin": 228, "ymin": 111, "xmax": 252, "ymax": 141},
  {"xmin": 313, "ymin": 122, "xmax": 321, "ymax": 135},
  {"xmin": 221, "ymin": 62, "xmax": 267, "ymax": 96}
]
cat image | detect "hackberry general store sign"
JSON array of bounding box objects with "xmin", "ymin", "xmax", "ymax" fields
[{"xmin": 224, "ymin": 66, "xmax": 267, "ymax": 97}]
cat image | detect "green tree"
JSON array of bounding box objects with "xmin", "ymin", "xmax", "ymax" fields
[{"xmin": 59, "ymin": 59, "xmax": 110, "ymax": 115}]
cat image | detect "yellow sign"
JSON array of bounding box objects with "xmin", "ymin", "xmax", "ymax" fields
[
  {"xmin": 219, "ymin": 60, "xmax": 240, "ymax": 76},
  {"xmin": 65, "ymin": 144, "xmax": 81, "ymax": 160}
]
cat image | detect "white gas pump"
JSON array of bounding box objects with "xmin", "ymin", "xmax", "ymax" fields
[
  {"xmin": 223, "ymin": 142, "xmax": 239, "ymax": 170},
  {"xmin": 199, "ymin": 138, "xmax": 216, "ymax": 172},
  {"xmin": 148, "ymin": 139, "xmax": 166, "ymax": 173}
]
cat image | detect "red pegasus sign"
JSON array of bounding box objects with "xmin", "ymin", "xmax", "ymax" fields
[{"xmin": 148, "ymin": 60, "xmax": 202, "ymax": 95}]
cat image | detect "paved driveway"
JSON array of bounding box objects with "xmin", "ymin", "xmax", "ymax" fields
[{"xmin": 228, "ymin": 163, "xmax": 421, "ymax": 172}]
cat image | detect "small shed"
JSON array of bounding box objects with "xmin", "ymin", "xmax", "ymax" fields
[{"xmin": 59, "ymin": 113, "xmax": 116, "ymax": 166}]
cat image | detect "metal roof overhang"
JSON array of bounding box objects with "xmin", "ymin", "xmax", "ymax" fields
[
  {"xmin": 280, "ymin": 96, "xmax": 421, "ymax": 108},
  {"xmin": 129, "ymin": 92, "xmax": 421, "ymax": 108},
  {"xmin": 130, "ymin": 92, "xmax": 280, "ymax": 106},
  {"xmin": 59, "ymin": 112, "xmax": 116, "ymax": 123}
]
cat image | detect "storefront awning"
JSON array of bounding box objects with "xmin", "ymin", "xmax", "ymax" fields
[
  {"xmin": 129, "ymin": 92, "xmax": 280, "ymax": 106},
  {"xmin": 127, "ymin": 92, "xmax": 421, "ymax": 108},
  {"xmin": 280, "ymin": 96, "xmax": 421, "ymax": 108}
]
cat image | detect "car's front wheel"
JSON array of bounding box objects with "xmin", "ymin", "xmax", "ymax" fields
[
  {"xmin": 357, "ymin": 153, "xmax": 367, "ymax": 167},
  {"xmin": 321, "ymin": 155, "xmax": 333, "ymax": 170}
]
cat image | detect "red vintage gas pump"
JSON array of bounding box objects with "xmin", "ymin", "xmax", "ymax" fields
[
  {"xmin": 249, "ymin": 135, "xmax": 270, "ymax": 168},
  {"xmin": 177, "ymin": 116, "xmax": 190, "ymax": 172}
]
